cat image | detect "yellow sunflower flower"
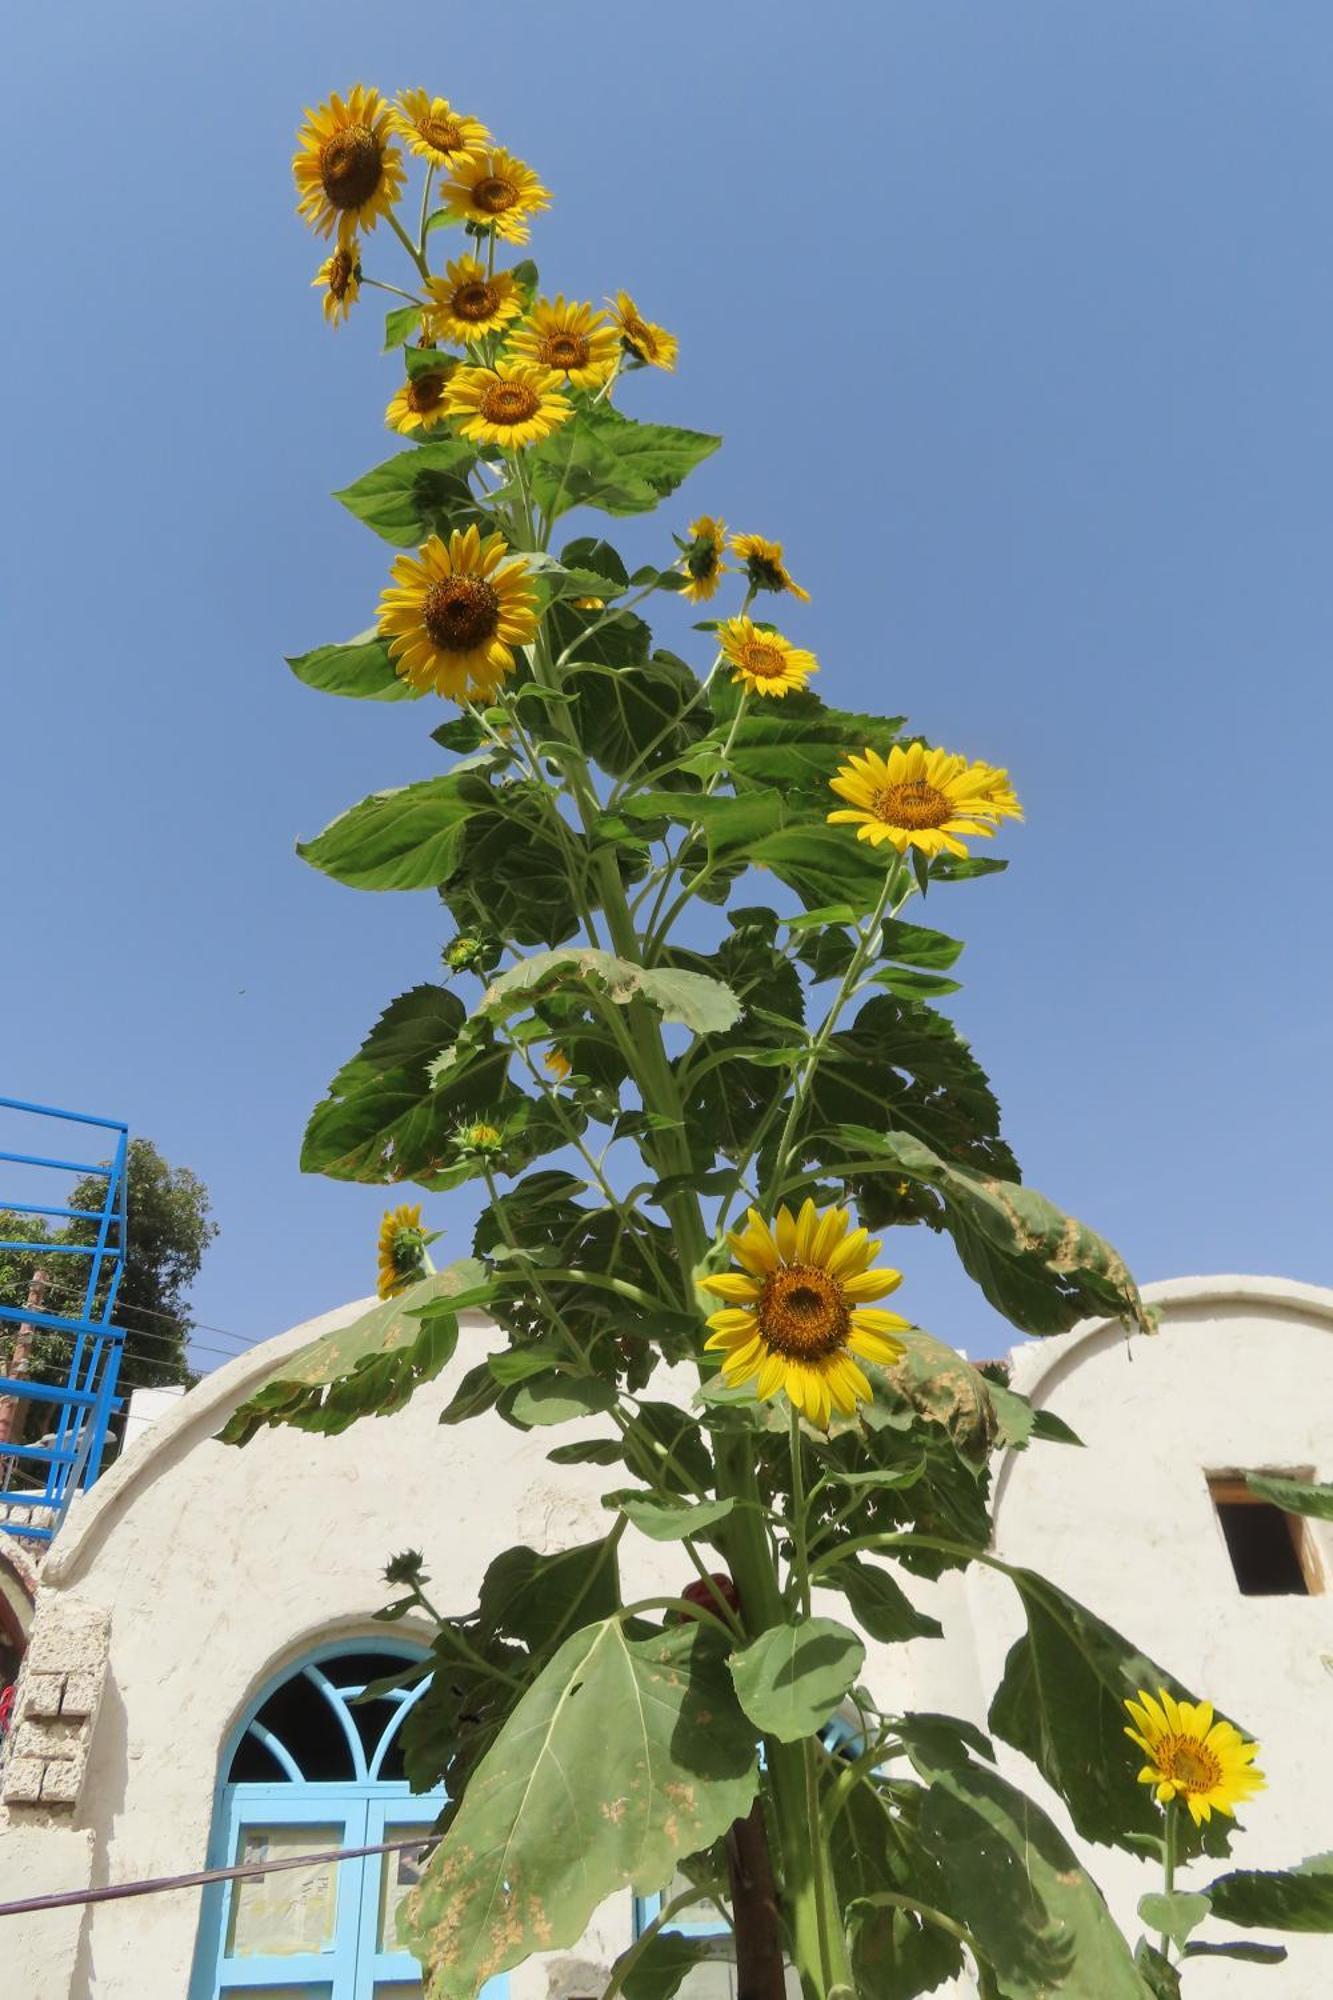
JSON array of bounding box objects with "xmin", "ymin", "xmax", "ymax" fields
[
  {"xmin": 377, "ymin": 525, "xmax": 539, "ymax": 701},
  {"xmin": 293, "ymin": 86, "xmax": 406, "ymax": 243},
  {"xmin": 424, "ymin": 255, "xmax": 524, "ymax": 346},
  {"xmin": 313, "ymin": 240, "xmax": 362, "ymax": 327},
  {"xmin": 729, "ymin": 532, "xmax": 810, "ymax": 602},
  {"xmin": 608, "ymin": 291, "xmax": 678, "ymax": 371},
  {"xmin": 828, "ymin": 743, "xmax": 1023, "ymax": 860},
  {"xmin": 507, "ymin": 297, "xmax": 621, "ymax": 390},
  {"xmin": 377, "ymin": 1203, "xmax": 426, "ymax": 1300},
  {"xmin": 385, "ymin": 366, "xmax": 455, "ymax": 434},
  {"xmin": 443, "ymin": 361, "xmax": 572, "ymax": 450},
  {"xmin": 1124, "ymin": 1689, "xmax": 1265, "ymax": 1827},
  {"xmin": 388, "ymin": 90, "xmax": 489, "ymax": 169},
  {"xmin": 439, "ymin": 148, "xmax": 551, "ymax": 244},
  {"xmin": 701, "ymin": 1201, "xmax": 910, "ymax": 1427},
  {"xmin": 718, "ymin": 617, "xmax": 818, "ymax": 699},
  {"xmin": 680, "ymin": 515, "xmax": 728, "ymax": 603},
  {"xmin": 544, "ymin": 1047, "xmax": 572, "ymax": 1082}
]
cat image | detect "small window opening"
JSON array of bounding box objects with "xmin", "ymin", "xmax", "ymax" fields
[{"xmin": 1207, "ymin": 1475, "xmax": 1322, "ymax": 1597}]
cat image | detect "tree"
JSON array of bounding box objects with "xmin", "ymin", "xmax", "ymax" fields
[{"xmin": 0, "ymin": 1137, "xmax": 217, "ymax": 1414}]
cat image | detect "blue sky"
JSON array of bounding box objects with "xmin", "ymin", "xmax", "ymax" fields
[{"xmin": 5, "ymin": 1, "xmax": 1332, "ymax": 1372}]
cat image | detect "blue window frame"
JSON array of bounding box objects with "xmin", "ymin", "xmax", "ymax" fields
[{"xmin": 191, "ymin": 1642, "xmax": 507, "ymax": 2000}]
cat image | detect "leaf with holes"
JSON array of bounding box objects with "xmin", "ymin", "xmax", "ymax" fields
[{"xmin": 399, "ymin": 1619, "xmax": 758, "ymax": 1997}]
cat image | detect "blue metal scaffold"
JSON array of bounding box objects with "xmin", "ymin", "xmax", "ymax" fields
[{"xmin": 0, "ymin": 1098, "xmax": 129, "ymax": 1545}]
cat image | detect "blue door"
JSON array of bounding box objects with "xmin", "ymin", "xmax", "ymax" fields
[{"xmin": 195, "ymin": 1645, "xmax": 507, "ymax": 2000}]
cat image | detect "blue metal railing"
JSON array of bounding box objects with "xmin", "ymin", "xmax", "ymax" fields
[{"xmin": 0, "ymin": 1098, "xmax": 129, "ymax": 1544}]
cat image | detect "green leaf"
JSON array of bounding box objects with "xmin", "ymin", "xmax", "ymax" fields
[
  {"xmin": 1207, "ymin": 1852, "xmax": 1333, "ymax": 1930},
  {"xmin": 834, "ymin": 1557, "xmax": 942, "ymax": 1643},
  {"xmin": 615, "ymin": 1931, "xmax": 719, "ymax": 2000},
  {"xmin": 383, "ymin": 303, "xmax": 422, "ymax": 349},
  {"xmin": 906, "ymin": 1734, "xmax": 1148, "ymax": 1998},
  {"xmin": 334, "ymin": 438, "xmax": 481, "ymax": 545},
  {"xmin": 476, "ymin": 1537, "xmax": 620, "ymax": 1652},
  {"xmin": 728, "ymin": 1616, "xmax": 865, "ymax": 1742},
  {"xmin": 561, "ymin": 535, "xmax": 630, "ymax": 590},
  {"xmin": 437, "ymin": 1358, "xmax": 503, "ymax": 1427},
  {"xmin": 298, "ymin": 777, "xmax": 473, "ymax": 891},
  {"xmin": 400, "ymin": 1620, "xmax": 758, "ymax": 1996},
  {"xmin": 287, "ymin": 632, "xmax": 419, "ymax": 703},
  {"xmin": 1246, "ymin": 1473, "xmax": 1333, "ymax": 1520},
  {"xmin": 989, "ymin": 1566, "xmax": 1246, "ymax": 1859},
  {"xmin": 218, "ymin": 1264, "xmax": 485, "ymax": 1444},
  {"xmin": 837, "ymin": 1126, "xmax": 1146, "ymax": 1337},
  {"xmin": 1134, "ymin": 1941, "xmax": 1182, "ymax": 1999},
  {"xmin": 547, "ymin": 1437, "xmax": 623, "ymax": 1466},
  {"xmin": 483, "ymin": 948, "xmax": 741, "ymax": 1035},
  {"xmin": 1182, "ymin": 1940, "xmax": 1288, "ymax": 1963},
  {"xmin": 401, "ymin": 343, "xmax": 453, "ymax": 382},
  {"xmin": 527, "ymin": 401, "xmax": 721, "ymax": 521},
  {"xmin": 486, "ymin": 1341, "xmax": 568, "ymax": 1384},
  {"xmin": 608, "ymin": 1492, "xmax": 736, "ymax": 1543},
  {"xmin": 749, "ymin": 823, "xmax": 902, "ymax": 917},
  {"xmin": 700, "ymin": 686, "xmax": 906, "ymax": 800},
  {"xmin": 567, "ymin": 652, "xmax": 707, "ymax": 783},
  {"xmin": 879, "ymin": 917, "xmax": 966, "ymax": 970},
  {"xmin": 508, "ymin": 1372, "xmax": 619, "ymax": 1426},
  {"xmin": 1138, "ymin": 1892, "xmax": 1211, "ymax": 1950}
]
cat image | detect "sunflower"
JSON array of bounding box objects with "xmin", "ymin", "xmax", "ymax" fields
[
  {"xmin": 828, "ymin": 742, "xmax": 1022, "ymax": 859},
  {"xmin": 608, "ymin": 291, "xmax": 678, "ymax": 371},
  {"xmin": 293, "ymin": 86, "xmax": 406, "ymax": 243},
  {"xmin": 718, "ymin": 617, "xmax": 817, "ymax": 699},
  {"xmin": 544, "ymin": 1047, "xmax": 572, "ymax": 1082},
  {"xmin": 377, "ymin": 1203, "xmax": 427, "ymax": 1300},
  {"xmin": 1124, "ymin": 1690, "xmax": 1265, "ymax": 1827},
  {"xmin": 424, "ymin": 255, "xmax": 524, "ymax": 346},
  {"xmin": 443, "ymin": 361, "xmax": 572, "ymax": 450},
  {"xmin": 385, "ymin": 366, "xmax": 455, "ymax": 434},
  {"xmin": 378, "ymin": 525, "xmax": 539, "ymax": 700},
  {"xmin": 507, "ymin": 298, "xmax": 620, "ymax": 390},
  {"xmin": 313, "ymin": 240, "xmax": 362, "ymax": 327},
  {"xmin": 388, "ymin": 90, "xmax": 489, "ymax": 169},
  {"xmin": 729, "ymin": 532, "xmax": 810, "ymax": 602},
  {"xmin": 457, "ymin": 1120, "xmax": 503, "ymax": 1154},
  {"xmin": 680, "ymin": 515, "xmax": 728, "ymax": 603},
  {"xmin": 439, "ymin": 148, "xmax": 550, "ymax": 244},
  {"xmin": 701, "ymin": 1201, "xmax": 910, "ymax": 1426}
]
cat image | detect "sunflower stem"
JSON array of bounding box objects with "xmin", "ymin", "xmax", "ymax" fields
[
  {"xmin": 1160, "ymin": 1799, "xmax": 1178, "ymax": 1958},
  {"xmin": 386, "ymin": 205, "xmax": 430, "ymax": 284}
]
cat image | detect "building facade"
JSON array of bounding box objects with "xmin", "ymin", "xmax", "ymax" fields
[{"xmin": 0, "ymin": 1274, "xmax": 1329, "ymax": 1998}]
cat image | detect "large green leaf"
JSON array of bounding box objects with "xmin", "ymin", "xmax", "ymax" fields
[
  {"xmin": 566, "ymin": 652, "xmax": 708, "ymax": 783},
  {"xmin": 298, "ymin": 777, "xmax": 474, "ymax": 891},
  {"xmin": 401, "ymin": 1620, "xmax": 758, "ymax": 1997},
  {"xmin": 287, "ymin": 632, "xmax": 419, "ymax": 702},
  {"xmin": 833, "ymin": 1125, "xmax": 1145, "ymax": 1337},
  {"xmin": 616, "ymin": 1932, "xmax": 719, "ymax": 2000},
  {"xmin": 834, "ymin": 1556, "xmax": 942, "ymax": 1642},
  {"xmin": 906, "ymin": 1736, "xmax": 1147, "ymax": 1998},
  {"xmin": 476, "ymin": 1537, "xmax": 621, "ymax": 1653},
  {"xmin": 1246, "ymin": 1473, "xmax": 1333, "ymax": 1520},
  {"xmin": 483, "ymin": 947, "xmax": 741, "ymax": 1035},
  {"xmin": 989, "ymin": 1566, "xmax": 1244, "ymax": 1858},
  {"xmin": 607, "ymin": 1492, "xmax": 736, "ymax": 1544},
  {"xmin": 301, "ymin": 984, "xmax": 511, "ymax": 1184},
  {"xmin": 527, "ymin": 401, "xmax": 720, "ymax": 521},
  {"xmin": 218, "ymin": 1264, "xmax": 487, "ymax": 1444},
  {"xmin": 334, "ymin": 438, "xmax": 482, "ymax": 544},
  {"xmin": 696, "ymin": 686, "xmax": 906, "ymax": 800},
  {"xmin": 1207, "ymin": 1852, "xmax": 1333, "ymax": 1930},
  {"xmin": 728, "ymin": 1616, "xmax": 864, "ymax": 1742}
]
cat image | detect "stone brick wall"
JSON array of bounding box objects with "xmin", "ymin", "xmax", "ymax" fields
[{"xmin": 0, "ymin": 1601, "xmax": 109, "ymax": 1818}]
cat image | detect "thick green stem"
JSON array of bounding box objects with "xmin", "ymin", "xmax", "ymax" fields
[{"xmin": 1160, "ymin": 1800, "xmax": 1178, "ymax": 1958}]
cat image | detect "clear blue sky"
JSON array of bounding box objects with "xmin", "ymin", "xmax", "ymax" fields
[{"xmin": 5, "ymin": 1, "xmax": 1332, "ymax": 1370}]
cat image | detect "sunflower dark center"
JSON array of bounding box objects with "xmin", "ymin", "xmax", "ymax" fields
[
  {"xmin": 758, "ymin": 1266, "xmax": 850, "ymax": 1360},
  {"xmin": 623, "ymin": 316, "xmax": 656, "ymax": 356},
  {"xmin": 452, "ymin": 280, "xmax": 500, "ymax": 321},
  {"xmin": 688, "ymin": 540, "xmax": 719, "ymax": 579},
  {"xmin": 420, "ymin": 115, "xmax": 464, "ymax": 154},
  {"xmin": 1159, "ymin": 1737, "xmax": 1222, "ymax": 1794},
  {"xmin": 480, "ymin": 381, "xmax": 540, "ymax": 425},
  {"xmin": 746, "ymin": 554, "xmax": 787, "ymax": 590},
  {"xmin": 741, "ymin": 641, "xmax": 787, "ymax": 679},
  {"xmin": 422, "ymin": 575, "xmax": 501, "ymax": 651},
  {"xmin": 542, "ymin": 331, "xmax": 588, "ymax": 370},
  {"xmin": 406, "ymin": 373, "xmax": 447, "ymax": 414},
  {"xmin": 474, "ymin": 175, "xmax": 518, "ymax": 214},
  {"xmin": 874, "ymin": 779, "xmax": 953, "ymax": 830},
  {"xmin": 328, "ymin": 249, "xmax": 355, "ymax": 299},
  {"xmin": 320, "ymin": 125, "xmax": 384, "ymax": 210}
]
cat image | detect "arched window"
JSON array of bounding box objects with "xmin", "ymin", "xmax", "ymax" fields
[{"xmin": 192, "ymin": 1642, "xmax": 507, "ymax": 2000}]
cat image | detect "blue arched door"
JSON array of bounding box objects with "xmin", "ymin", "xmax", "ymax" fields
[{"xmin": 194, "ymin": 1643, "xmax": 507, "ymax": 2000}]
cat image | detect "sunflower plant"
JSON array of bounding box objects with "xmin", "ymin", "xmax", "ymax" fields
[{"xmin": 223, "ymin": 81, "xmax": 1333, "ymax": 2000}]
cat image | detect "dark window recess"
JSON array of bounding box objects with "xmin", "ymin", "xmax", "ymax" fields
[{"xmin": 1214, "ymin": 1499, "xmax": 1310, "ymax": 1596}]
